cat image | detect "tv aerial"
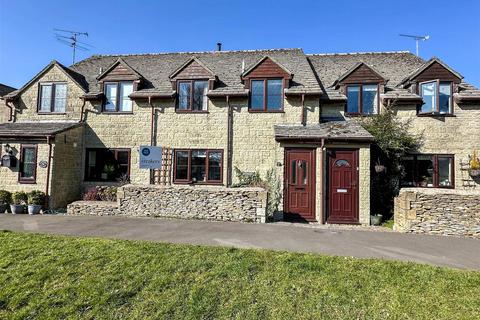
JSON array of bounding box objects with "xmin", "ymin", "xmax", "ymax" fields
[
  {"xmin": 399, "ymin": 34, "xmax": 430, "ymax": 56},
  {"xmin": 54, "ymin": 29, "xmax": 93, "ymax": 64}
]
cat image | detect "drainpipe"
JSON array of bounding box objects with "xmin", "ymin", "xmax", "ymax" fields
[
  {"xmin": 79, "ymin": 97, "xmax": 86, "ymax": 122},
  {"xmin": 301, "ymin": 93, "xmax": 306, "ymax": 126},
  {"xmin": 320, "ymin": 138, "xmax": 325, "ymax": 224},
  {"xmin": 226, "ymin": 95, "xmax": 233, "ymax": 187},
  {"xmin": 45, "ymin": 136, "xmax": 53, "ymax": 208},
  {"xmin": 5, "ymin": 99, "xmax": 15, "ymax": 122}
]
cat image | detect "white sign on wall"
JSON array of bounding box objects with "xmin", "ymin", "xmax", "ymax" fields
[{"xmin": 139, "ymin": 146, "xmax": 163, "ymax": 169}]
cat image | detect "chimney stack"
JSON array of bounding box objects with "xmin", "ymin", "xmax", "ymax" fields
[{"xmin": 217, "ymin": 42, "xmax": 222, "ymax": 51}]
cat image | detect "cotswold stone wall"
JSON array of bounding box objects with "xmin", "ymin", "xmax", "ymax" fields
[
  {"xmin": 394, "ymin": 188, "xmax": 480, "ymax": 238},
  {"xmin": 68, "ymin": 184, "xmax": 268, "ymax": 223}
]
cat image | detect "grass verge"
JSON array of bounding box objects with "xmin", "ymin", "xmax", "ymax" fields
[{"xmin": 0, "ymin": 231, "xmax": 479, "ymax": 319}]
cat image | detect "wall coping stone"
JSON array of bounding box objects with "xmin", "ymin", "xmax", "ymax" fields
[
  {"xmin": 399, "ymin": 188, "xmax": 480, "ymax": 196},
  {"xmin": 121, "ymin": 184, "xmax": 266, "ymax": 193}
]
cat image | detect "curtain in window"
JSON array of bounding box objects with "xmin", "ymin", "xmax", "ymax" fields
[
  {"xmin": 54, "ymin": 83, "xmax": 67, "ymax": 112},
  {"xmin": 20, "ymin": 147, "xmax": 36, "ymax": 179},
  {"xmin": 208, "ymin": 151, "xmax": 222, "ymax": 181},
  {"xmin": 438, "ymin": 157, "xmax": 453, "ymax": 187},
  {"xmin": 105, "ymin": 84, "xmax": 117, "ymax": 111},
  {"xmin": 120, "ymin": 82, "xmax": 133, "ymax": 112},
  {"xmin": 362, "ymin": 85, "xmax": 378, "ymax": 114},
  {"xmin": 178, "ymin": 82, "xmax": 191, "ymax": 110},
  {"xmin": 40, "ymin": 85, "xmax": 52, "ymax": 112},
  {"xmin": 193, "ymin": 81, "xmax": 208, "ymax": 111}
]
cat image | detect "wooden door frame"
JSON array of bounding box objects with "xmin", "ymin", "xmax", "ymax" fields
[
  {"xmin": 326, "ymin": 148, "xmax": 360, "ymax": 224},
  {"xmin": 283, "ymin": 147, "xmax": 316, "ymax": 221}
]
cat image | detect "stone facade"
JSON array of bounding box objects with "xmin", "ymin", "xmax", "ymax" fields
[
  {"xmin": 68, "ymin": 184, "xmax": 268, "ymax": 223},
  {"xmin": 394, "ymin": 102, "xmax": 480, "ymax": 189},
  {"xmin": 394, "ymin": 188, "xmax": 480, "ymax": 238}
]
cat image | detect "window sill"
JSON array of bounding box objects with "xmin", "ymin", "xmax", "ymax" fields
[
  {"xmin": 37, "ymin": 112, "xmax": 67, "ymax": 115},
  {"xmin": 101, "ymin": 112, "xmax": 134, "ymax": 115},
  {"xmin": 248, "ymin": 110, "xmax": 285, "ymax": 113},
  {"xmin": 345, "ymin": 113, "xmax": 377, "ymax": 117},
  {"xmin": 18, "ymin": 180, "xmax": 36, "ymax": 184},
  {"xmin": 175, "ymin": 110, "xmax": 209, "ymax": 114},
  {"xmin": 416, "ymin": 113, "xmax": 455, "ymax": 117}
]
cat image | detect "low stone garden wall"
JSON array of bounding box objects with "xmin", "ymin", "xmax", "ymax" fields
[
  {"xmin": 68, "ymin": 184, "xmax": 268, "ymax": 223},
  {"xmin": 394, "ymin": 188, "xmax": 480, "ymax": 238}
]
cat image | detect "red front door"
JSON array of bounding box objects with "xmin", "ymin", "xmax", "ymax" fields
[
  {"xmin": 327, "ymin": 149, "xmax": 359, "ymax": 224},
  {"xmin": 284, "ymin": 149, "xmax": 315, "ymax": 221}
]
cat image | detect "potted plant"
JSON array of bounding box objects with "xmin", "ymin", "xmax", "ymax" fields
[
  {"xmin": 370, "ymin": 214, "xmax": 383, "ymax": 226},
  {"xmin": 10, "ymin": 191, "xmax": 27, "ymax": 214},
  {"xmin": 469, "ymin": 151, "xmax": 480, "ymax": 177},
  {"xmin": 27, "ymin": 190, "xmax": 45, "ymax": 215},
  {"xmin": 0, "ymin": 190, "xmax": 12, "ymax": 213},
  {"xmin": 102, "ymin": 164, "xmax": 115, "ymax": 180}
]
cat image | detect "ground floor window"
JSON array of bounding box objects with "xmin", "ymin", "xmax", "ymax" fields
[
  {"xmin": 174, "ymin": 149, "xmax": 223, "ymax": 184},
  {"xmin": 19, "ymin": 145, "xmax": 37, "ymax": 183},
  {"xmin": 85, "ymin": 148, "xmax": 130, "ymax": 182},
  {"xmin": 401, "ymin": 154, "xmax": 454, "ymax": 188}
]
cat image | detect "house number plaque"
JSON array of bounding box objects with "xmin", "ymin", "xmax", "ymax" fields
[{"xmin": 39, "ymin": 160, "xmax": 48, "ymax": 168}]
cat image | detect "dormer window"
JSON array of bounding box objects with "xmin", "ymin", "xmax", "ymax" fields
[
  {"xmin": 419, "ymin": 81, "xmax": 452, "ymax": 115},
  {"xmin": 346, "ymin": 84, "xmax": 378, "ymax": 115},
  {"xmin": 38, "ymin": 82, "xmax": 67, "ymax": 113},
  {"xmin": 103, "ymin": 82, "xmax": 133, "ymax": 113},
  {"xmin": 250, "ymin": 79, "xmax": 283, "ymax": 112},
  {"xmin": 177, "ymin": 80, "xmax": 208, "ymax": 112}
]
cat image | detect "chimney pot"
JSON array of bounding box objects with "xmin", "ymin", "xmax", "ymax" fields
[{"xmin": 217, "ymin": 42, "xmax": 222, "ymax": 51}]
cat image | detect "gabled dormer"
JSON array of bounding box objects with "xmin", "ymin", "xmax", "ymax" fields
[
  {"xmin": 97, "ymin": 58, "xmax": 143, "ymax": 113},
  {"xmin": 169, "ymin": 57, "xmax": 217, "ymax": 112},
  {"xmin": 241, "ymin": 56, "xmax": 293, "ymax": 112},
  {"xmin": 399, "ymin": 58, "xmax": 463, "ymax": 115},
  {"xmin": 333, "ymin": 62, "xmax": 387, "ymax": 115}
]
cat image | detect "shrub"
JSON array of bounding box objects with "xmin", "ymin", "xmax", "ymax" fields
[
  {"xmin": 12, "ymin": 191, "xmax": 28, "ymax": 205},
  {"xmin": 82, "ymin": 186, "xmax": 117, "ymax": 202},
  {"xmin": 0, "ymin": 190, "xmax": 12, "ymax": 204},
  {"xmin": 470, "ymin": 150, "xmax": 480, "ymax": 170},
  {"xmin": 27, "ymin": 190, "xmax": 45, "ymax": 205}
]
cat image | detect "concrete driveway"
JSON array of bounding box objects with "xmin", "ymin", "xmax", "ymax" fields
[{"xmin": 1, "ymin": 214, "xmax": 479, "ymax": 270}]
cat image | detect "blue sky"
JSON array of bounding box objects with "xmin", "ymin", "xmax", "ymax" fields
[{"xmin": 1, "ymin": 0, "xmax": 479, "ymax": 88}]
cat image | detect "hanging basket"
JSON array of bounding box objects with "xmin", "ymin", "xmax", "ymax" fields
[
  {"xmin": 375, "ymin": 164, "xmax": 386, "ymax": 173},
  {"xmin": 469, "ymin": 169, "xmax": 480, "ymax": 177}
]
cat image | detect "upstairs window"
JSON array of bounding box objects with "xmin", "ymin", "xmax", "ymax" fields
[
  {"xmin": 401, "ymin": 154, "xmax": 454, "ymax": 188},
  {"xmin": 38, "ymin": 82, "xmax": 67, "ymax": 113},
  {"xmin": 250, "ymin": 79, "xmax": 283, "ymax": 112},
  {"xmin": 177, "ymin": 80, "xmax": 208, "ymax": 112},
  {"xmin": 85, "ymin": 148, "xmax": 130, "ymax": 181},
  {"xmin": 346, "ymin": 84, "xmax": 378, "ymax": 115},
  {"xmin": 104, "ymin": 82, "xmax": 133, "ymax": 112},
  {"xmin": 174, "ymin": 149, "xmax": 223, "ymax": 184},
  {"xmin": 419, "ymin": 81, "xmax": 452, "ymax": 115},
  {"xmin": 19, "ymin": 145, "xmax": 37, "ymax": 183}
]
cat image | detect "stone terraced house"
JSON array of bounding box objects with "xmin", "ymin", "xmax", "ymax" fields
[{"xmin": 1, "ymin": 48, "xmax": 479, "ymax": 225}]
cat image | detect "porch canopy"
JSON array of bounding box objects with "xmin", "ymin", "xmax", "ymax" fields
[
  {"xmin": 0, "ymin": 122, "xmax": 82, "ymax": 141},
  {"xmin": 274, "ymin": 121, "xmax": 374, "ymax": 143}
]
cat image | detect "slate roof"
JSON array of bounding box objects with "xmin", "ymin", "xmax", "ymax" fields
[
  {"xmin": 274, "ymin": 121, "xmax": 374, "ymax": 142},
  {"xmin": 0, "ymin": 122, "xmax": 82, "ymax": 138},
  {"xmin": 70, "ymin": 48, "xmax": 321, "ymax": 97},
  {"xmin": 0, "ymin": 83, "xmax": 16, "ymax": 97}
]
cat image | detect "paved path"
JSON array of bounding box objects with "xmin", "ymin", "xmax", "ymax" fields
[{"xmin": 1, "ymin": 214, "xmax": 479, "ymax": 270}]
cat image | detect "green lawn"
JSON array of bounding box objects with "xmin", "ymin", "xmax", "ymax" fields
[{"xmin": 0, "ymin": 231, "xmax": 479, "ymax": 319}]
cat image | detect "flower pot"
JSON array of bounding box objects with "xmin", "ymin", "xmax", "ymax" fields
[
  {"xmin": 28, "ymin": 205, "xmax": 42, "ymax": 215},
  {"xmin": 10, "ymin": 204, "xmax": 25, "ymax": 214},
  {"xmin": 469, "ymin": 169, "xmax": 480, "ymax": 177},
  {"xmin": 370, "ymin": 214, "xmax": 383, "ymax": 226},
  {"xmin": 0, "ymin": 203, "xmax": 7, "ymax": 213},
  {"xmin": 375, "ymin": 165, "xmax": 386, "ymax": 173}
]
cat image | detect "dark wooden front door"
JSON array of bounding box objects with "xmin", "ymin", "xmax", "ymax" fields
[
  {"xmin": 285, "ymin": 149, "xmax": 315, "ymax": 221},
  {"xmin": 327, "ymin": 149, "xmax": 359, "ymax": 224}
]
